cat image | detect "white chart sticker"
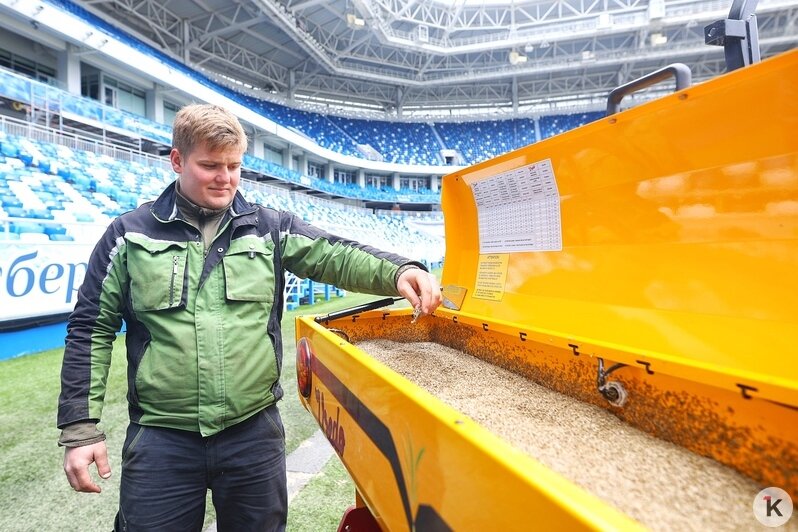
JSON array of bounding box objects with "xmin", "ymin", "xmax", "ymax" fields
[{"xmin": 470, "ymin": 159, "xmax": 562, "ymax": 253}]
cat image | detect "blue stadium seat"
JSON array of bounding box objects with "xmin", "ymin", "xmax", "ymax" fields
[
  {"xmin": 73, "ymin": 212, "xmax": 95, "ymax": 223},
  {"xmin": 44, "ymin": 225, "xmax": 67, "ymax": 237},
  {"xmin": 1, "ymin": 196, "xmax": 23, "ymax": 208},
  {"xmin": 4, "ymin": 206, "xmax": 27, "ymax": 218},
  {"xmin": 0, "ymin": 141, "xmax": 19, "ymax": 158},
  {"xmin": 10, "ymin": 221, "xmax": 46, "ymax": 234},
  {"xmin": 27, "ymin": 209, "xmax": 54, "ymax": 220}
]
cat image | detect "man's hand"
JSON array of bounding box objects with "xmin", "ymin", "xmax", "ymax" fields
[
  {"xmin": 63, "ymin": 441, "xmax": 112, "ymax": 493},
  {"xmin": 396, "ymin": 268, "xmax": 442, "ymax": 315}
]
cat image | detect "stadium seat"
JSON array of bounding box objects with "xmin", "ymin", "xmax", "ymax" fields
[
  {"xmin": 43, "ymin": 225, "xmax": 67, "ymax": 237},
  {"xmin": 11, "ymin": 221, "xmax": 46, "ymax": 234},
  {"xmin": 4, "ymin": 206, "xmax": 27, "ymax": 218}
]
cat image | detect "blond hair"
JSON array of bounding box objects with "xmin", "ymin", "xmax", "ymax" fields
[{"xmin": 171, "ymin": 104, "xmax": 248, "ymax": 156}]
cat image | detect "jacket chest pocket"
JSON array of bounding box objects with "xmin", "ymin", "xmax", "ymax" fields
[
  {"xmin": 223, "ymin": 237, "xmax": 274, "ymax": 302},
  {"xmin": 127, "ymin": 236, "xmax": 188, "ymax": 311}
]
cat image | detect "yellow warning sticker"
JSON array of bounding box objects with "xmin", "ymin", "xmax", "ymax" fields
[{"xmin": 473, "ymin": 254, "xmax": 509, "ymax": 301}]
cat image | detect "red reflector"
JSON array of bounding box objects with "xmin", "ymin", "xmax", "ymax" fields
[{"xmin": 296, "ymin": 337, "xmax": 313, "ymax": 399}]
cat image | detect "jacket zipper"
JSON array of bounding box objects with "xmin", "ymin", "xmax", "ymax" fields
[{"xmin": 170, "ymin": 255, "xmax": 179, "ymax": 307}]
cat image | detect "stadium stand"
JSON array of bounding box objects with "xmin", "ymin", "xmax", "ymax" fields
[
  {"xmin": 539, "ymin": 112, "xmax": 605, "ymax": 139},
  {"xmin": 434, "ymin": 119, "xmax": 537, "ymax": 165},
  {"xmin": 0, "ymin": 131, "xmax": 444, "ymax": 266},
  {"xmin": 0, "ymin": 67, "xmax": 442, "ymax": 204},
  {"xmin": 328, "ymin": 116, "xmax": 442, "ymax": 165},
  {"xmin": 247, "ymin": 97, "xmax": 360, "ymax": 157}
]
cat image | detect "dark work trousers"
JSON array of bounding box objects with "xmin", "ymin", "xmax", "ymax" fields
[{"xmin": 114, "ymin": 404, "xmax": 287, "ymax": 532}]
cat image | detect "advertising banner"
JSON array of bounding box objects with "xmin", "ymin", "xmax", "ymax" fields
[{"xmin": 0, "ymin": 243, "xmax": 92, "ymax": 323}]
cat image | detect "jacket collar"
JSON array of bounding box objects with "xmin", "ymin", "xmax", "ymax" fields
[{"xmin": 151, "ymin": 180, "xmax": 257, "ymax": 223}]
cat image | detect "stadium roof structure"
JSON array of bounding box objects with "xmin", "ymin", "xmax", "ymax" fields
[{"xmin": 77, "ymin": 0, "xmax": 797, "ymax": 119}]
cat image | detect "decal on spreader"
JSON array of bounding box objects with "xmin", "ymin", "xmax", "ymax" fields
[{"xmin": 471, "ymin": 158, "xmax": 562, "ymax": 253}]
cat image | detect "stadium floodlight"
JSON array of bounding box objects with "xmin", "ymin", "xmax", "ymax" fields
[
  {"xmin": 509, "ymin": 50, "xmax": 527, "ymax": 65},
  {"xmin": 346, "ymin": 13, "xmax": 366, "ymax": 30},
  {"xmin": 650, "ymin": 32, "xmax": 668, "ymax": 46}
]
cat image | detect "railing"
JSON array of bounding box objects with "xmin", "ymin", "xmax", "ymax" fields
[
  {"xmin": 284, "ymin": 273, "xmax": 345, "ymax": 311},
  {"xmin": 0, "ymin": 114, "xmax": 171, "ymax": 171}
]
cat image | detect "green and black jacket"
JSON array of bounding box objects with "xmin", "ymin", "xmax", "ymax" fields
[{"xmin": 58, "ymin": 182, "xmax": 423, "ymax": 436}]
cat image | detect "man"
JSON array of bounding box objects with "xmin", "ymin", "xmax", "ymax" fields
[{"xmin": 57, "ymin": 103, "xmax": 441, "ymax": 531}]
